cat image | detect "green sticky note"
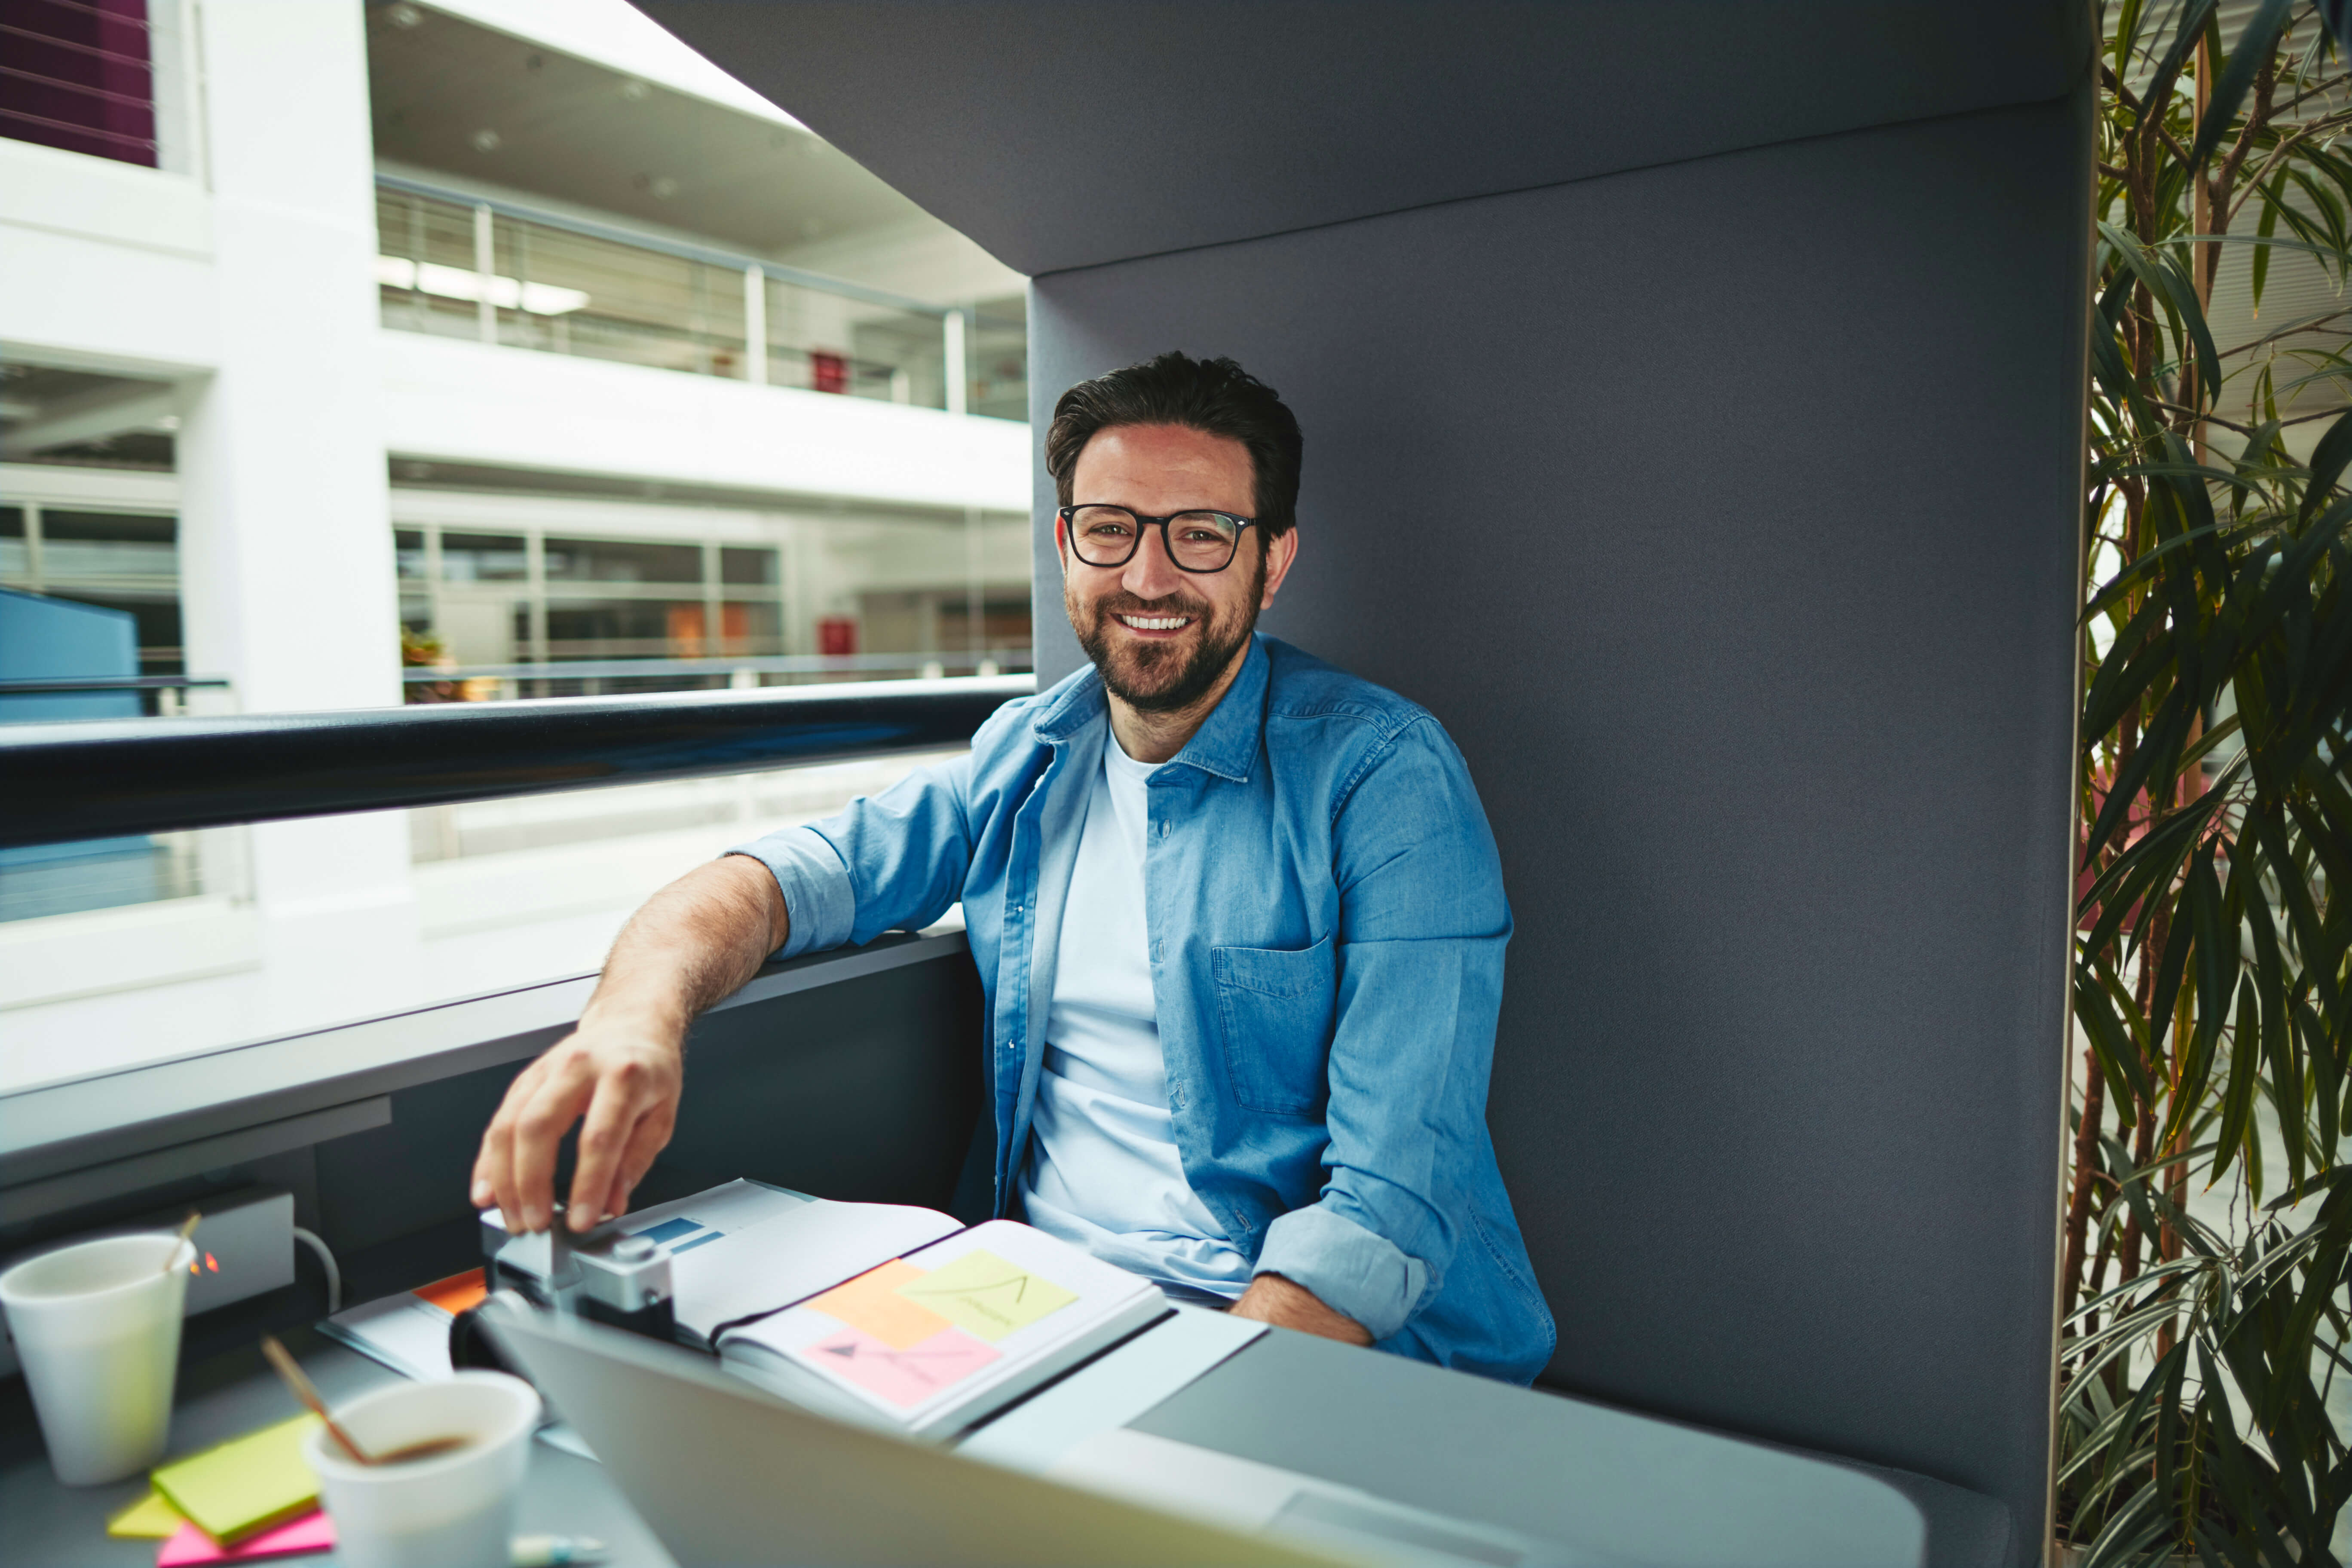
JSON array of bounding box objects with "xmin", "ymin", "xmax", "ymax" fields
[
  {"xmin": 891, "ymin": 1249, "xmax": 1077, "ymax": 1342},
  {"xmin": 151, "ymin": 1413, "xmax": 321, "ymax": 1546},
  {"xmin": 105, "ymin": 1489, "xmax": 184, "ymax": 1539}
]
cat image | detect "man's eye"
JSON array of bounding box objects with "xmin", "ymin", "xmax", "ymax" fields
[{"xmin": 1084, "ymin": 522, "xmax": 1133, "ymax": 539}]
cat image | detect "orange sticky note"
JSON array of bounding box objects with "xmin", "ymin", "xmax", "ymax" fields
[
  {"xmin": 805, "ymin": 1259, "xmax": 955, "ymax": 1349},
  {"xmin": 412, "ymin": 1267, "xmax": 487, "ymax": 1316}
]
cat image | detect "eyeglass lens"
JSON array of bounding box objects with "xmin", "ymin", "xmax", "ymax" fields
[{"xmin": 1069, "ymin": 506, "xmax": 1240, "ymax": 570}]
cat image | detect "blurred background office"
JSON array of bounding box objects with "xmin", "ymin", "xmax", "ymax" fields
[{"xmin": 0, "ymin": 0, "xmax": 1030, "ymax": 1087}]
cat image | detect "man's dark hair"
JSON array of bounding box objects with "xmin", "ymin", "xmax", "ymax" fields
[{"xmin": 1044, "ymin": 352, "xmax": 1305, "ymax": 538}]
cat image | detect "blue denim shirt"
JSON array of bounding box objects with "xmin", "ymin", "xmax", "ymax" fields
[{"xmin": 729, "ymin": 635, "xmax": 1556, "ymax": 1383}]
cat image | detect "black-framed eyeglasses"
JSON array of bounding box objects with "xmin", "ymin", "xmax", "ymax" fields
[{"xmin": 1059, "ymin": 505, "xmax": 1256, "ymax": 574}]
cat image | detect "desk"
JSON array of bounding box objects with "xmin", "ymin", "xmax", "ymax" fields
[
  {"xmin": 0, "ymin": 1326, "xmax": 2011, "ymax": 1568},
  {"xmin": 0, "ymin": 1332, "xmax": 668, "ymax": 1568}
]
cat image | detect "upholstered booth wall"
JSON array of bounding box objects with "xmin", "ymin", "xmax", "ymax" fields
[{"xmin": 1022, "ymin": 98, "xmax": 2089, "ymax": 1554}]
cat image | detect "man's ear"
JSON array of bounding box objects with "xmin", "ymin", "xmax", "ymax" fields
[
  {"xmin": 1054, "ymin": 511, "xmax": 1071, "ymax": 576},
  {"xmin": 1260, "ymin": 527, "xmax": 1300, "ymax": 608}
]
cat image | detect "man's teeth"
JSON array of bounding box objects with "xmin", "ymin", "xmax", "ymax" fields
[{"xmin": 1117, "ymin": 614, "xmax": 1192, "ymax": 630}]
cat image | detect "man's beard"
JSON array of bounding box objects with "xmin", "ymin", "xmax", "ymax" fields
[{"xmin": 1067, "ymin": 554, "xmax": 1265, "ymax": 715}]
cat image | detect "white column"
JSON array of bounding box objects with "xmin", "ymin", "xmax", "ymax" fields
[
  {"xmin": 742, "ymin": 264, "xmax": 767, "ymax": 385},
  {"xmin": 175, "ymin": 0, "xmax": 418, "ymax": 1032},
  {"xmin": 943, "ymin": 307, "xmax": 967, "ymax": 416},
  {"xmin": 147, "ymin": 0, "xmax": 205, "ymax": 178},
  {"xmin": 473, "ymin": 203, "xmax": 497, "ymax": 345}
]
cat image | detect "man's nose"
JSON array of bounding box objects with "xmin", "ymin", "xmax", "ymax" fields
[{"xmin": 1122, "ymin": 524, "xmax": 1184, "ymax": 599}]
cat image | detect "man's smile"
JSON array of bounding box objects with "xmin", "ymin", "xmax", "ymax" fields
[{"xmin": 1115, "ymin": 612, "xmax": 1195, "ymax": 634}]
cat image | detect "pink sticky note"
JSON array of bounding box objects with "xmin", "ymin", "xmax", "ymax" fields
[
  {"xmin": 799, "ymin": 1324, "xmax": 999, "ymax": 1407},
  {"xmin": 156, "ymin": 1511, "xmax": 335, "ymax": 1566}
]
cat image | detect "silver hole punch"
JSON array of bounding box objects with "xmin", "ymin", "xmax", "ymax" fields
[{"xmin": 478, "ymin": 1203, "xmax": 677, "ymax": 1343}]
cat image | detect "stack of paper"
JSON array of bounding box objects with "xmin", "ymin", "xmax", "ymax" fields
[
  {"xmin": 150, "ymin": 1413, "xmax": 321, "ymax": 1546},
  {"xmin": 108, "ymin": 1488, "xmax": 338, "ymax": 1565},
  {"xmin": 155, "ymin": 1513, "xmax": 336, "ymax": 1565},
  {"xmin": 111, "ymin": 1414, "xmax": 334, "ymax": 1564}
]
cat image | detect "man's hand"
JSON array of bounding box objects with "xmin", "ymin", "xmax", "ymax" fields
[
  {"xmin": 471, "ymin": 1016, "xmax": 683, "ymax": 1234},
  {"xmin": 1230, "ymin": 1272, "xmax": 1373, "ymax": 1346},
  {"xmin": 468, "ymin": 855, "xmax": 787, "ymax": 1234}
]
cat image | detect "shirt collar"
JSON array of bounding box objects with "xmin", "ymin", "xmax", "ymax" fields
[{"xmin": 1032, "ymin": 634, "xmax": 1267, "ymax": 784}]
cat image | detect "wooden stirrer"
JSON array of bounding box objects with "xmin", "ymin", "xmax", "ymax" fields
[{"xmin": 260, "ymin": 1335, "xmax": 469, "ymax": 1466}]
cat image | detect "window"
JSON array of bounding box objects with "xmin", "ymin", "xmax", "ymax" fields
[
  {"xmin": 720, "ymin": 600, "xmax": 783, "ymax": 656},
  {"xmin": 721, "ymin": 547, "xmax": 778, "ymax": 585},
  {"xmin": 39, "ymin": 511, "xmax": 177, "ymax": 579},
  {"xmin": 545, "ymin": 598, "xmax": 707, "ymax": 659},
  {"xmin": 0, "ymin": 506, "xmax": 184, "ymax": 673},
  {"xmin": 395, "ymin": 529, "xmax": 427, "ymax": 580},
  {"xmin": 441, "ymin": 532, "xmax": 529, "ymax": 582},
  {"xmin": 545, "ymin": 537, "xmax": 702, "ymax": 584},
  {"xmin": 0, "ymin": 0, "xmax": 160, "ymax": 168}
]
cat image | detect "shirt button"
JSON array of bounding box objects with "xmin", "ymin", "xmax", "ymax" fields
[{"xmin": 1158, "ymin": 820, "xmax": 1170, "ymax": 839}]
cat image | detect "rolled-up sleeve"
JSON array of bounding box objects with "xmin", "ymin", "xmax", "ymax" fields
[
  {"xmin": 725, "ymin": 749, "xmax": 978, "ymax": 959},
  {"xmin": 1256, "ymin": 1204, "xmax": 1430, "ymax": 1341},
  {"xmin": 1255, "ymin": 715, "xmax": 1511, "ymax": 1341},
  {"xmin": 725, "ymin": 826, "xmax": 854, "ymax": 959}
]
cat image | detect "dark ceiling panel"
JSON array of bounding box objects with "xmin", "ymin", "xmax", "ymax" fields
[{"xmin": 637, "ymin": 0, "xmax": 2088, "ymax": 276}]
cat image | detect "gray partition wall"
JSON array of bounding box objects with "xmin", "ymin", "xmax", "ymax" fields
[{"xmin": 644, "ymin": 6, "xmax": 2094, "ymax": 1557}]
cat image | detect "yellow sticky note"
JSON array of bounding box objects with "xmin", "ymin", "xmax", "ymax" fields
[
  {"xmin": 807, "ymin": 1259, "xmax": 956, "ymax": 1349},
  {"xmin": 151, "ymin": 1413, "xmax": 321, "ymax": 1546},
  {"xmin": 892, "ymin": 1249, "xmax": 1077, "ymax": 1342},
  {"xmin": 106, "ymin": 1489, "xmax": 184, "ymax": 1539}
]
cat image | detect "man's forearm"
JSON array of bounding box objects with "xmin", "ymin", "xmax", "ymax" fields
[
  {"xmin": 1231, "ymin": 1272, "xmax": 1373, "ymax": 1346},
  {"xmin": 582, "ymin": 856, "xmax": 790, "ymax": 1044}
]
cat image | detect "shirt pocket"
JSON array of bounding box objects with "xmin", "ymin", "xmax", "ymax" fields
[{"xmin": 1211, "ymin": 934, "xmax": 1336, "ymax": 1118}]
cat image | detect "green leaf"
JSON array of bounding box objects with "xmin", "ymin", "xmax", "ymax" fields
[
  {"xmin": 2101, "ymin": 222, "xmax": 2224, "ymax": 409},
  {"xmin": 2300, "ymin": 410, "xmax": 2352, "ymax": 523},
  {"xmin": 2251, "ymin": 175, "xmax": 2281, "ymax": 312},
  {"xmin": 2215, "ymin": 971, "xmax": 2263, "ymax": 1185},
  {"xmin": 2189, "ymin": 0, "xmax": 2295, "ymax": 172}
]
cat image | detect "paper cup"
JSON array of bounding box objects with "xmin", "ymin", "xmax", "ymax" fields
[
  {"xmin": 0, "ymin": 1232, "xmax": 195, "ymax": 1484},
  {"xmin": 303, "ymin": 1370, "xmax": 539, "ymax": 1568}
]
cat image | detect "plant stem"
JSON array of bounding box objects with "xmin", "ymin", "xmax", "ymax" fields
[{"xmin": 2064, "ymin": 1039, "xmax": 2109, "ymax": 1311}]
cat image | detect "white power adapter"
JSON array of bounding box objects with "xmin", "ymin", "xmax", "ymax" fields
[{"xmin": 0, "ymin": 1186, "xmax": 297, "ymax": 1380}]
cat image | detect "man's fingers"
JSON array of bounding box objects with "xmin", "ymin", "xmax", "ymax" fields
[
  {"xmin": 511, "ymin": 1051, "xmax": 599, "ymax": 1231},
  {"xmin": 472, "ymin": 1053, "xmax": 548, "ymax": 1217},
  {"xmin": 601, "ymin": 1106, "xmax": 677, "ymax": 1223},
  {"xmin": 567, "ymin": 1061, "xmax": 658, "ymax": 1231}
]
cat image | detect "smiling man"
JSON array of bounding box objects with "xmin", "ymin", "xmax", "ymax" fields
[{"xmin": 471, "ymin": 352, "xmax": 1556, "ymax": 1381}]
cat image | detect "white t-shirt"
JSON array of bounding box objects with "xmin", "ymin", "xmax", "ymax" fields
[{"xmin": 1017, "ymin": 731, "xmax": 1255, "ymax": 1297}]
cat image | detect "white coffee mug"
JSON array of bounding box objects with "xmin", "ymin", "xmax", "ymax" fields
[
  {"xmin": 0, "ymin": 1232, "xmax": 195, "ymax": 1484},
  {"xmin": 303, "ymin": 1370, "xmax": 540, "ymax": 1568}
]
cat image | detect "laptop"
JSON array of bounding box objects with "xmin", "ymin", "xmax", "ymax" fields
[
  {"xmin": 483, "ymin": 1302, "xmax": 1334, "ymax": 1567},
  {"xmin": 485, "ymin": 1301, "xmax": 1575, "ymax": 1568}
]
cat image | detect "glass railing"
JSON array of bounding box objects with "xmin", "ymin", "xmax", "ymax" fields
[
  {"xmin": 374, "ymin": 175, "xmax": 1027, "ymax": 417},
  {"xmin": 0, "ymin": 680, "xmax": 1025, "ymax": 1087}
]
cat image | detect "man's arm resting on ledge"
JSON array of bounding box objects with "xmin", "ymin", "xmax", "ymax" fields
[
  {"xmin": 470, "ymin": 854, "xmax": 789, "ymax": 1235},
  {"xmin": 1230, "ymin": 1273, "xmax": 1373, "ymax": 1346}
]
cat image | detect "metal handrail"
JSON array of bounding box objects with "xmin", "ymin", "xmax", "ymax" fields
[
  {"xmin": 0, "ymin": 675, "xmax": 1033, "ymax": 849},
  {"xmin": 0, "ymin": 675, "xmax": 232, "ymax": 694},
  {"xmin": 399, "ymin": 651, "xmax": 1033, "ymax": 683}
]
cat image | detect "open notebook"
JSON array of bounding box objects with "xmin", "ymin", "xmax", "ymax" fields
[
  {"xmin": 602, "ymin": 1181, "xmax": 973, "ymax": 1351},
  {"xmin": 337, "ymin": 1182, "xmax": 1169, "ymax": 1440},
  {"xmin": 713, "ymin": 1219, "xmax": 1169, "ymax": 1440}
]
